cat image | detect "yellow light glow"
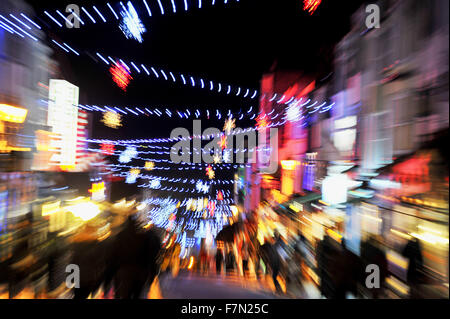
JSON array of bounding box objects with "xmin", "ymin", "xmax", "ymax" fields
[
  {"xmin": 386, "ymin": 251, "xmax": 408, "ymax": 269},
  {"xmin": 410, "ymin": 232, "xmax": 449, "ymax": 245},
  {"xmin": 386, "ymin": 276, "xmax": 409, "ymax": 295},
  {"xmin": 143, "ymin": 221, "xmax": 153, "ymax": 229},
  {"xmin": 390, "ymin": 229, "xmax": 412, "ymax": 240},
  {"xmin": 65, "ymin": 201, "xmax": 100, "ymax": 221},
  {"xmin": 188, "ymin": 256, "xmax": 194, "ymax": 270},
  {"xmin": 102, "ymin": 111, "xmax": 122, "ymax": 129},
  {"xmin": 136, "ymin": 202, "xmax": 147, "ymax": 210},
  {"xmin": 145, "ymin": 161, "xmax": 155, "ymax": 170},
  {"xmin": 60, "ymin": 165, "xmax": 76, "ymax": 171},
  {"xmin": 42, "ymin": 201, "xmax": 61, "ymax": 216},
  {"xmin": 289, "ymin": 202, "xmax": 303, "ymax": 213},
  {"xmin": 281, "ymin": 160, "xmax": 297, "ymax": 170},
  {"xmin": 327, "ymin": 229, "xmax": 342, "ymax": 243},
  {"xmin": 0, "ymin": 104, "xmax": 28, "ymax": 123},
  {"xmin": 319, "ymin": 200, "xmax": 330, "ymax": 206},
  {"xmin": 230, "ymin": 205, "xmax": 238, "ymax": 216},
  {"xmin": 89, "ymin": 182, "xmax": 105, "ymax": 193}
]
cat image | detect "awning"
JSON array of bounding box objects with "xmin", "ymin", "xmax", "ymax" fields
[{"xmin": 275, "ymin": 192, "xmax": 322, "ymax": 219}]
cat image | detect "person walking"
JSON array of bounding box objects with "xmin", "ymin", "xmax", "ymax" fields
[
  {"xmin": 261, "ymin": 236, "xmax": 282, "ymax": 293},
  {"xmin": 109, "ymin": 215, "xmax": 161, "ymax": 299},
  {"xmin": 215, "ymin": 248, "xmax": 224, "ymax": 275},
  {"xmin": 402, "ymin": 237, "xmax": 424, "ymax": 299}
]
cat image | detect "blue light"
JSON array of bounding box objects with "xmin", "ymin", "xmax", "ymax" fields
[
  {"xmin": 119, "ymin": 59, "xmax": 130, "ymax": 71},
  {"xmin": 44, "ymin": 11, "xmax": 62, "ymax": 27},
  {"xmin": 171, "ymin": 0, "xmax": 177, "ymax": 13},
  {"xmin": 20, "ymin": 13, "xmax": 41, "ymax": 29},
  {"xmin": 181, "ymin": 74, "xmax": 186, "ymax": 84},
  {"xmin": 68, "ymin": 8, "xmax": 85, "ymax": 25},
  {"xmin": 93, "ymin": 6, "xmax": 107, "ymax": 22},
  {"xmin": 0, "ymin": 21, "xmax": 16, "ymax": 35},
  {"xmin": 169, "ymin": 71, "xmax": 176, "ymax": 82},
  {"xmin": 199, "ymin": 0, "xmax": 202, "ymax": 9},
  {"xmin": 53, "ymin": 40, "xmax": 69, "ymax": 53},
  {"xmin": 125, "ymin": 107, "xmax": 139, "ymax": 115},
  {"xmin": 82, "ymin": 7, "xmax": 97, "ymax": 23},
  {"xmin": 184, "ymin": 0, "xmax": 189, "ymax": 11},
  {"xmin": 120, "ymin": 1, "xmax": 146, "ymax": 43},
  {"xmin": 0, "ymin": 14, "xmax": 38, "ymax": 41},
  {"xmin": 56, "ymin": 10, "xmax": 73, "ymax": 27},
  {"xmin": 130, "ymin": 61, "xmax": 141, "ymax": 73},
  {"xmin": 236, "ymin": 87, "xmax": 241, "ymax": 96},
  {"xmin": 108, "ymin": 3, "xmax": 120, "ymax": 19},
  {"xmin": 190, "ymin": 76, "xmax": 195, "ymax": 86},
  {"xmin": 96, "ymin": 52, "xmax": 109, "ymax": 65},
  {"xmin": 9, "ymin": 14, "xmax": 31, "ymax": 30},
  {"xmin": 151, "ymin": 67, "xmax": 159, "ymax": 78},
  {"xmin": 142, "ymin": 0, "xmax": 152, "ymax": 16},
  {"xmin": 157, "ymin": 0, "xmax": 165, "ymax": 14},
  {"xmin": 160, "ymin": 69, "xmax": 168, "ymax": 80},
  {"xmin": 63, "ymin": 42, "xmax": 80, "ymax": 55},
  {"xmin": 141, "ymin": 64, "xmax": 150, "ymax": 75}
]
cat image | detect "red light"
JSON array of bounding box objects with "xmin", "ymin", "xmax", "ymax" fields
[
  {"xmin": 256, "ymin": 113, "xmax": 271, "ymax": 129},
  {"xmin": 303, "ymin": 0, "xmax": 322, "ymax": 15},
  {"xmin": 100, "ymin": 143, "xmax": 115, "ymax": 155},
  {"xmin": 110, "ymin": 61, "xmax": 132, "ymax": 91}
]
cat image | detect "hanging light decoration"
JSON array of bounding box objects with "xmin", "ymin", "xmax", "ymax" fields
[
  {"xmin": 119, "ymin": 1, "xmax": 146, "ymax": 43},
  {"xmin": 256, "ymin": 112, "xmax": 270, "ymax": 129},
  {"xmin": 286, "ymin": 101, "xmax": 301, "ymax": 122},
  {"xmin": 213, "ymin": 154, "xmax": 222, "ymax": 164},
  {"xmin": 110, "ymin": 60, "xmax": 132, "ymax": 91},
  {"xmin": 223, "ymin": 116, "xmax": 236, "ymax": 134},
  {"xmin": 206, "ymin": 165, "xmax": 215, "ymax": 180},
  {"xmin": 145, "ymin": 161, "xmax": 155, "ymax": 170},
  {"xmin": 303, "ymin": 0, "xmax": 322, "ymax": 15},
  {"xmin": 100, "ymin": 143, "xmax": 115, "ymax": 155},
  {"xmin": 102, "ymin": 111, "xmax": 122, "ymax": 128},
  {"xmin": 119, "ymin": 146, "xmax": 137, "ymax": 163},
  {"xmin": 218, "ymin": 135, "xmax": 227, "ymax": 150}
]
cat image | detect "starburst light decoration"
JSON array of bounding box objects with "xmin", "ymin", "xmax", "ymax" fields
[{"xmin": 102, "ymin": 111, "xmax": 122, "ymax": 129}]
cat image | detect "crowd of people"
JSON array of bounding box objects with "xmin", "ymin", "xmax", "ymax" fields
[
  {"xmin": 70, "ymin": 214, "xmax": 162, "ymax": 299},
  {"xmin": 189, "ymin": 221, "xmax": 426, "ymax": 299}
]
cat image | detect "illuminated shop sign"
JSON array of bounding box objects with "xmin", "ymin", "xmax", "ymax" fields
[{"xmin": 48, "ymin": 80, "xmax": 79, "ymax": 168}]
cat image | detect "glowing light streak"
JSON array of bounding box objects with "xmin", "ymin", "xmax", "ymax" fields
[
  {"xmin": 52, "ymin": 40, "xmax": 69, "ymax": 53},
  {"xmin": 63, "ymin": 43, "xmax": 79, "ymax": 56},
  {"xmin": 171, "ymin": 0, "xmax": 177, "ymax": 13},
  {"xmin": 20, "ymin": 13, "xmax": 41, "ymax": 29},
  {"xmin": 96, "ymin": 52, "xmax": 109, "ymax": 65},
  {"xmin": 108, "ymin": 3, "xmax": 120, "ymax": 19},
  {"xmin": 93, "ymin": 6, "xmax": 107, "ymax": 22},
  {"xmin": 157, "ymin": 0, "xmax": 165, "ymax": 14},
  {"xmin": 151, "ymin": 67, "xmax": 159, "ymax": 78},
  {"xmin": 9, "ymin": 14, "xmax": 31, "ymax": 30},
  {"xmin": 82, "ymin": 7, "xmax": 96, "ymax": 23},
  {"xmin": 44, "ymin": 11, "xmax": 63, "ymax": 27},
  {"xmin": 160, "ymin": 69, "xmax": 168, "ymax": 80}
]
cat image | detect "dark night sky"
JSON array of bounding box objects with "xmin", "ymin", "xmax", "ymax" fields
[{"xmin": 27, "ymin": 0, "xmax": 364, "ymax": 140}]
